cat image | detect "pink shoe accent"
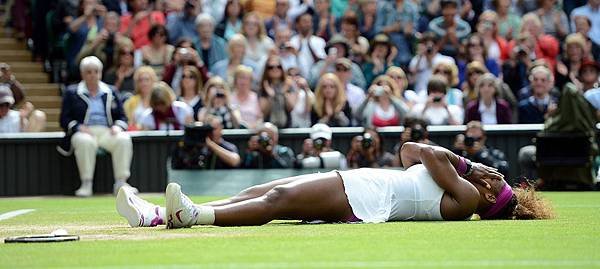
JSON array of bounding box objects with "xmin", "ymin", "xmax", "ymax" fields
[{"xmin": 150, "ymin": 206, "xmax": 164, "ymax": 226}]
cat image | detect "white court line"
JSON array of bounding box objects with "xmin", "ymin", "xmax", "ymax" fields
[
  {"xmin": 54, "ymin": 260, "xmax": 600, "ymax": 269},
  {"xmin": 0, "ymin": 209, "xmax": 35, "ymax": 221}
]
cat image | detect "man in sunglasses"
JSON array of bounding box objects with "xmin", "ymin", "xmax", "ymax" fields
[{"xmin": 452, "ymin": 121, "xmax": 509, "ymax": 178}]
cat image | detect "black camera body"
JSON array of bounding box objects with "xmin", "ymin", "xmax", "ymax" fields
[
  {"xmin": 464, "ymin": 136, "xmax": 480, "ymax": 147},
  {"xmin": 361, "ymin": 133, "xmax": 373, "ymax": 149},
  {"xmin": 313, "ymin": 138, "xmax": 326, "ymax": 151},
  {"xmin": 258, "ymin": 132, "xmax": 272, "ymax": 150},
  {"xmin": 410, "ymin": 126, "xmax": 424, "ymax": 141},
  {"xmin": 172, "ymin": 123, "xmax": 214, "ymax": 169}
]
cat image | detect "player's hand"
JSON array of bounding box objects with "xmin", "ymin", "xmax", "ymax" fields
[{"xmin": 465, "ymin": 162, "xmax": 503, "ymax": 189}]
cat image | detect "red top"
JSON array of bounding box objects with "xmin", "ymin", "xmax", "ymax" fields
[
  {"xmin": 371, "ymin": 112, "xmax": 400, "ymax": 127},
  {"xmin": 119, "ymin": 11, "xmax": 166, "ymax": 49}
]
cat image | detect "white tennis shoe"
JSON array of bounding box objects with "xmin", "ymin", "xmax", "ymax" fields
[
  {"xmin": 165, "ymin": 183, "xmax": 198, "ymax": 229},
  {"xmin": 116, "ymin": 186, "xmax": 163, "ymax": 227}
]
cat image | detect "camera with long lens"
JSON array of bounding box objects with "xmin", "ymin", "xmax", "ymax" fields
[
  {"xmin": 172, "ymin": 123, "xmax": 214, "ymax": 169},
  {"xmin": 464, "ymin": 136, "xmax": 479, "ymax": 147},
  {"xmin": 410, "ymin": 126, "xmax": 424, "ymax": 141},
  {"xmin": 361, "ymin": 133, "xmax": 373, "ymax": 149},
  {"xmin": 257, "ymin": 131, "xmax": 272, "ymax": 150},
  {"xmin": 313, "ymin": 137, "xmax": 326, "ymax": 151}
]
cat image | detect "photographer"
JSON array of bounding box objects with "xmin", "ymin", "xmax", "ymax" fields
[
  {"xmin": 172, "ymin": 115, "xmax": 241, "ymax": 169},
  {"xmin": 346, "ymin": 128, "xmax": 394, "ymax": 168},
  {"xmin": 408, "ymin": 32, "xmax": 455, "ymax": 96},
  {"xmin": 392, "ymin": 117, "xmax": 436, "ymax": 167},
  {"xmin": 408, "ymin": 75, "xmax": 463, "ymax": 125},
  {"xmin": 295, "ymin": 123, "xmax": 347, "ymax": 169},
  {"xmin": 452, "ymin": 121, "xmax": 509, "ymax": 177},
  {"xmin": 243, "ymin": 122, "xmax": 295, "ymax": 169},
  {"xmin": 77, "ymin": 11, "xmax": 132, "ymax": 73}
]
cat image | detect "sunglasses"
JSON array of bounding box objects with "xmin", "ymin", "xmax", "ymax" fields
[
  {"xmin": 335, "ymin": 66, "xmax": 349, "ymax": 72},
  {"xmin": 468, "ymin": 43, "xmax": 481, "ymax": 47},
  {"xmin": 468, "ymin": 70, "xmax": 484, "ymax": 76},
  {"xmin": 267, "ymin": 65, "xmax": 282, "ymax": 70},
  {"xmin": 434, "ymin": 69, "xmax": 451, "ymax": 75},
  {"xmin": 120, "ymin": 51, "xmax": 134, "ymax": 56},
  {"xmin": 182, "ymin": 74, "xmax": 196, "ymax": 79}
]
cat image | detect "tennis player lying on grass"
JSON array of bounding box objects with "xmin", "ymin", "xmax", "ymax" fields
[{"xmin": 117, "ymin": 142, "xmax": 553, "ymax": 228}]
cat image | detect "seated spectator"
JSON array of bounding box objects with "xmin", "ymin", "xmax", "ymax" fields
[
  {"xmin": 409, "ymin": 32, "xmax": 455, "ymax": 95},
  {"xmin": 290, "ymin": 11, "xmax": 327, "ymax": 78},
  {"xmin": 556, "ymin": 33, "xmax": 591, "ymax": 90},
  {"xmin": 163, "ymin": 39, "xmax": 208, "ymax": 95},
  {"xmin": 241, "ymin": 12, "xmax": 275, "ymax": 64},
  {"xmin": 311, "ymin": 73, "xmax": 352, "ymax": 127},
  {"xmin": 66, "ymin": 0, "xmax": 107, "ymax": 77},
  {"xmin": 124, "ymin": 66, "xmax": 158, "ymax": 130},
  {"xmin": 259, "ymin": 55, "xmax": 295, "ymax": 129},
  {"xmin": 408, "ymin": 75, "xmax": 463, "ymax": 125},
  {"xmin": 572, "ymin": 15, "xmax": 600, "ymax": 61},
  {"xmin": 452, "ymin": 121, "xmax": 510, "ymax": 177},
  {"xmin": 502, "ymin": 33, "xmax": 536, "ymax": 96},
  {"xmin": 309, "ymin": 34, "xmax": 367, "ymax": 90},
  {"xmin": 362, "ymin": 33, "xmax": 396, "ymax": 87},
  {"xmin": 461, "ymin": 61, "xmax": 487, "ymax": 104},
  {"xmin": 264, "ymin": 0, "xmax": 293, "ymax": 39},
  {"xmin": 333, "ymin": 58, "xmax": 365, "ymax": 114},
  {"xmin": 313, "ymin": 0, "xmax": 336, "ymax": 41},
  {"xmin": 457, "ymin": 33, "xmax": 501, "ymax": 88},
  {"xmin": 386, "ymin": 66, "xmax": 416, "ymax": 108},
  {"xmin": 136, "ymin": 24, "xmax": 174, "ymax": 79},
  {"xmin": 295, "ymin": 123, "xmax": 347, "ymax": 169},
  {"xmin": 392, "ymin": 117, "xmax": 437, "ymax": 167},
  {"xmin": 181, "ymin": 115, "xmax": 242, "ymax": 169},
  {"xmin": 507, "ymin": 13, "xmax": 559, "ymax": 72},
  {"xmin": 198, "ymin": 77, "xmax": 242, "ymax": 129},
  {"xmin": 570, "ymin": 0, "xmax": 600, "ymax": 47},
  {"xmin": 202, "ymin": 0, "xmax": 228, "ymax": 24},
  {"xmin": 338, "ymin": 13, "xmax": 369, "ymax": 64},
  {"xmin": 376, "ymin": 0, "xmax": 418, "ymax": 67},
  {"xmin": 287, "ymin": 69, "xmax": 314, "ymax": 128},
  {"xmin": 476, "ymin": 10, "xmax": 510, "ymax": 62},
  {"xmin": 139, "ymin": 82, "xmax": 193, "ymax": 130},
  {"xmin": 177, "ymin": 66, "xmax": 204, "ymax": 121},
  {"xmin": 428, "ymin": 0, "xmax": 471, "ymax": 58},
  {"xmin": 230, "ymin": 65, "xmax": 263, "ymax": 129},
  {"xmin": 210, "ymin": 34, "xmax": 259, "ymax": 85},
  {"xmin": 215, "ymin": 0, "xmax": 244, "ymax": 41},
  {"xmin": 76, "ymin": 11, "xmax": 132, "ymax": 74},
  {"xmin": 356, "ymin": 0, "xmax": 382, "ymax": 40},
  {"xmin": 103, "ymin": 41, "xmax": 136, "ymax": 99},
  {"xmin": 243, "ymin": 122, "xmax": 295, "ymax": 168},
  {"xmin": 347, "ymin": 128, "xmax": 394, "ymax": 168},
  {"xmin": 0, "ymin": 64, "xmax": 46, "ymax": 132},
  {"xmin": 493, "ymin": 0, "xmax": 521, "ymax": 40},
  {"xmin": 0, "ymin": 86, "xmax": 43, "ymax": 133},
  {"xmin": 578, "ymin": 60, "xmax": 600, "ymax": 93},
  {"xmin": 119, "ymin": 0, "xmax": 166, "ymax": 49},
  {"xmin": 273, "ymin": 25, "xmax": 300, "ymax": 71},
  {"xmin": 355, "ymin": 78, "xmax": 409, "ymax": 128},
  {"xmin": 166, "ymin": 0, "xmax": 203, "ymax": 44},
  {"xmin": 431, "ymin": 62, "xmax": 464, "ymax": 107},
  {"xmin": 464, "ymin": 73, "xmax": 512, "ymax": 124},
  {"xmin": 57, "ymin": 56, "xmax": 135, "ymax": 197},
  {"xmin": 194, "ymin": 14, "xmax": 228, "ymax": 71},
  {"xmin": 535, "ymin": 0, "xmax": 569, "ymax": 40},
  {"xmin": 518, "ymin": 65, "xmax": 559, "ymax": 124}
]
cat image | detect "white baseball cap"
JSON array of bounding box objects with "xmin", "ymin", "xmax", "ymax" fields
[
  {"xmin": 0, "ymin": 85, "xmax": 14, "ymax": 105},
  {"xmin": 310, "ymin": 123, "xmax": 332, "ymax": 140}
]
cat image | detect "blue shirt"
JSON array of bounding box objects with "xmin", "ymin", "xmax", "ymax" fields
[
  {"xmin": 166, "ymin": 13, "xmax": 198, "ymax": 44},
  {"xmin": 571, "ymin": 5, "xmax": 600, "ymax": 45},
  {"xmin": 87, "ymin": 91, "xmax": 109, "ymax": 126}
]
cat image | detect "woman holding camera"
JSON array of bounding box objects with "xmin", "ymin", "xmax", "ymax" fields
[
  {"xmin": 311, "ymin": 73, "xmax": 352, "ymax": 127},
  {"xmin": 408, "ymin": 75, "xmax": 463, "ymax": 125},
  {"xmin": 355, "ymin": 76, "xmax": 409, "ymax": 128},
  {"xmin": 197, "ymin": 77, "xmax": 242, "ymax": 129}
]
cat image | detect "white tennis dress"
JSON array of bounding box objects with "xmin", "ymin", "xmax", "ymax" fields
[{"xmin": 337, "ymin": 164, "xmax": 445, "ymax": 223}]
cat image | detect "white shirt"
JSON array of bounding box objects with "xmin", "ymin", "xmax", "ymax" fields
[
  {"xmin": 139, "ymin": 101, "xmax": 193, "ymax": 130},
  {"xmin": 290, "ymin": 35, "xmax": 326, "ymax": 78},
  {"xmin": 345, "ymin": 83, "xmax": 366, "ymax": 112},
  {"xmin": 408, "ymin": 54, "xmax": 455, "ymax": 94},
  {"xmin": 408, "ymin": 103, "xmax": 464, "ymax": 125},
  {"xmin": 478, "ymin": 99, "xmax": 497, "ymax": 125},
  {"xmin": 231, "ymin": 92, "xmax": 262, "ymax": 129},
  {"xmin": 0, "ymin": 110, "xmax": 20, "ymax": 133},
  {"xmin": 290, "ymin": 89, "xmax": 312, "ymax": 128}
]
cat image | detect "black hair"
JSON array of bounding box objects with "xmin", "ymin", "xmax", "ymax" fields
[{"xmin": 148, "ymin": 24, "xmax": 169, "ymax": 41}]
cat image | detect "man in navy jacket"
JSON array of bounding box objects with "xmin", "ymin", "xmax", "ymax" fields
[{"xmin": 58, "ymin": 56, "xmax": 136, "ymax": 197}]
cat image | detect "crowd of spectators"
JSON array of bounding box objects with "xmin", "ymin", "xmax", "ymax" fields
[{"xmin": 2, "ymin": 0, "xmax": 600, "ymax": 191}]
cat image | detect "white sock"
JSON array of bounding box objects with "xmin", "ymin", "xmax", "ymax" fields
[
  {"xmin": 115, "ymin": 178, "xmax": 127, "ymax": 186},
  {"xmin": 194, "ymin": 206, "xmax": 215, "ymax": 225},
  {"xmin": 158, "ymin": 207, "xmax": 167, "ymax": 222},
  {"xmin": 79, "ymin": 179, "xmax": 92, "ymax": 190}
]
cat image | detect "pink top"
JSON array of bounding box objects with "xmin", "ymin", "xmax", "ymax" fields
[
  {"xmin": 120, "ymin": 11, "xmax": 166, "ymax": 49},
  {"xmin": 231, "ymin": 92, "xmax": 262, "ymax": 128}
]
